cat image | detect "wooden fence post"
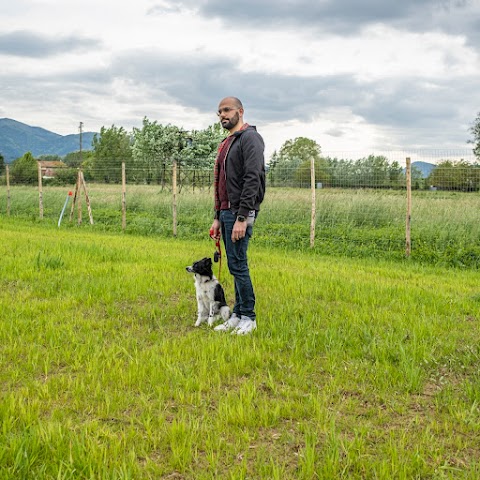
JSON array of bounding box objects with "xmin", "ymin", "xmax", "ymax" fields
[
  {"xmin": 69, "ymin": 169, "xmax": 81, "ymax": 222},
  {"xmin": 37, "ymin": 161, "xmax": 43, "ymax": 219},
  {"xmin": 122, "ymin": 162, "xmax": 126, "ymax": 231},
  {"xmin": 77, "ymin": 178, "xmax": 83, "ymax": 225},
  {"xmin": 405, "ymin": 157, "xmax": 412, "ymax": 257},
  {"xmin": 310, "ymin": 156, "xmax": 316, "ymax": 248},
  {"xmin": 69, "ymin": 169, "xmax": 93, "ymax": 225},
  {"xmin": 172, "ymin": 158, "xmax": 178, "ymax": 237},
  {"xmin": 6, "ymin": 165, "xmax": 10, "ymax": 216},
  {"xmin": 80, "ymin": 171, "xmax": 94, "ymax": 225}
]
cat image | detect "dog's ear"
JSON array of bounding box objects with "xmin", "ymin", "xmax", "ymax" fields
[{"xmin": 200, "ymin": 257, "xmax": 212, "ymax": 267}]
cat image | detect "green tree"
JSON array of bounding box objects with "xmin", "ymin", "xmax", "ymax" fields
[
  {"xmin": 470, "ymin": 111, "xmax": 480, "ymax": 160},
  {"xmin": 389, "ymin": 160, "xmax": 404, "ymax": 187},
  {"xmin": 91, "ymin": 125, "xmax": 133, "ymax": 183},
  {"xmin": 324, "ymin": 157, "xmax": 356, "ymax": 188},
  {"xmin": 181, "ymin": 123, "xmax": 225, "ymax": 169},
  {"xmin": 64, "ymin": 151, "xmax": 84, "ymax": 168},
  {"xmin": 269, "ymin": 137, "xmax": 324, "ymax": 186},
  {"xmin": 428, "ymin": 159, "xmax": 480, "ymax": 191},
  {"xmin": 62, "ymin": 150, "xmax": 95, "ymax": 183},
  {"xmin": 11, "ymin": 152, "xmax": 38, "ymax": 184},
  {"xmin": 325, "ymin": 155, "xmax": 405, "ymax": 188},
  {"xmin": 294, "ymin": 159, "xmax": 331, "ymax": 187},
  {"xmin": 411, "ymin": 166, "xmax": 425, "ymax": 190},
  {"xmin": 325, "ymin": 155, "xmax": 405, "ymax": 189},
  {"xmin": 49, "ymin": 167, "xmax": 78, "ymax": 186},
  {"xmin": 132, "ymin": 118, "xmax": 189, "ymax": 185},
  {"xmin": 176, "ymin": 123, "xmax": 226, "ymax": 190},
  {"xmin": 279, "ymin": 137, "xmax": 321, "ymax": 161},
  {"xmin": 0, "ymin": 153, "xmax": 4, "ymax": 175},
  {"xmin": 361, "ymin": 155, "xmax": 397, "ymax": 187}
]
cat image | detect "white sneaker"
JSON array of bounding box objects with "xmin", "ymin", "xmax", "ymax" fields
[
  {"xmin": 214, "ymin": 313, "xmax": 240, "ymax": 332},
  {"xmin": 232, "ymin": 317, "xmax": 257, "ymax": 335}
]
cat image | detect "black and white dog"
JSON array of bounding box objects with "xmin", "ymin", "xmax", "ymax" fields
[{"xmin": 186, "ymin": 257, "xmax": 230, "ymax": 327}]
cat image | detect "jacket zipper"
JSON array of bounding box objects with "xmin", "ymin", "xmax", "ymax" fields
[{"xmin": 223, "ymin": 140, "xmax": 234, "ymax": 210}]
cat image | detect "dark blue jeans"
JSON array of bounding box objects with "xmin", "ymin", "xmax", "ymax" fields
[{"xmin": 219, "ymin": 209, "xmax": 255, "ymax": 321}]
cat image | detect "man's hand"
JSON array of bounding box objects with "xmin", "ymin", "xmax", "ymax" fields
[
  {"xmin": 232, "ymin": 220, "xmax": 247, "ymax": 243},
  {"xmin": 210, "ymin": 219, "xmax": 221, "ymax": 240}
]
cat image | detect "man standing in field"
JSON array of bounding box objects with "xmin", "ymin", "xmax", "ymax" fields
[{"xmin": 210, "ymin": 97, "xmax": 266, "ymax": 335}]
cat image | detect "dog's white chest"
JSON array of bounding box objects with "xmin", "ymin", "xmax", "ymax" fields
[{"xmin": 194, "ymin": 276, "xmax": 215, "ymax": 300}]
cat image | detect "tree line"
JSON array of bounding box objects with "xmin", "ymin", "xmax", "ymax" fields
[
  {"xmin": 0, "ymin": 118, "xmax": 225, "ymax": 186},
  {"xmin": 267, "ymin": 137, "xmax": 480, "ymax": 191},
  {"xmin": 2, "ymin": 112, "xmax": 480, "ymax": 191}
]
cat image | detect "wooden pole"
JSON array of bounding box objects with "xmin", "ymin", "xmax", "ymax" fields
[
  {"xmin": 37, "ymin": 161, "xmax": 44, "ymax": 219},
  {"xmin": 69, "ymin": 170, "xmax": 81, "ymax": 221},
  {"xmin": 310, "ymin": 156, "xmax": 316, "ymax": 248},
  {"xmin": 122, "ymin": 162, "xmax": 126, "ymax": 231},
  {"xmin": 405, "ymin": 157, "xmax": 412, "ymax": 257},
  {"xmin": 172, "ymin": 158, "xmax": 178, "ymax": 237},
  {"xmin": 77, "ymin": 179, "xmax": 83, "ymax": 225},
  {"xmin": 79, "ymin": 122, "xmax": 83, "ymax": 163},
  {"xmin": 6, "ymin": 164, "xmax": 10, "ymax": 216},
  {"xmin": 80, "ymin": 171, "xmax": 94, "ymax": 225}
]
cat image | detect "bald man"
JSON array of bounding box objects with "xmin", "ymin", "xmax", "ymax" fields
[{"xmin": 210, "ymin": 97, "xmax": 266, "ymax": 335}]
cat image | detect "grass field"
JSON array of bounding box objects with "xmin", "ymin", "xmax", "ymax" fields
[
  {"xmin": 1, "ymin": 218, "xmax": 479, "ymax": 478},
  {"xmin": 1, "ymin": 184, "xmax": 480, "ymax": 268}
]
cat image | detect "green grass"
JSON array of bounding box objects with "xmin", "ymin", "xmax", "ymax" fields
[
  {"xmin": 1, "ymin": 218, "xmax": 480, "ymax": 478},
  {"xmin": 1, "ymin": 185, "xmax": 480, "ymax": 267}
]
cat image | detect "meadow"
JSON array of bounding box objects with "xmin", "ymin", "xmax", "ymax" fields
[
  {"xmin": 1, "ymin": 184, "xmax": 480, "ymax": 268},
  {"xmin": 0, "ymin": 218, "xmax": 479, "ymax": 479}
]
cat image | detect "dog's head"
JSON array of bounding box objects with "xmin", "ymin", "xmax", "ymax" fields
[{"xmin": 186, "ymin": 257, "xmax": 213, "ymax": 279}]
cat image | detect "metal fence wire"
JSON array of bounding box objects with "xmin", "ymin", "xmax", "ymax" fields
[{"xmin": 1, "ymin": 150, "xmax": 479, "ymax": 267}]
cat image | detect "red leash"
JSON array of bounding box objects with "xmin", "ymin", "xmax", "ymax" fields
[{"xmin": 209, "ymin": 228, "xmax": 223, "ymax": 281}]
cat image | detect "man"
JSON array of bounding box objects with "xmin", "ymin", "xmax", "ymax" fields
[{"xmin": 210, "ymin": 97, "xmax": 266, "ymax": 335}]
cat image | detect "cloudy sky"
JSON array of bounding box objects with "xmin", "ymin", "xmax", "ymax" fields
[{"xmin": 1, "ymin": 0, "xmax": 479, "ymax": 162}]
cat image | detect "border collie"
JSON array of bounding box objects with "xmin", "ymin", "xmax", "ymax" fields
[{"xmin": 186, "ymin": 257, "xmax": 230, "ymax": 327}]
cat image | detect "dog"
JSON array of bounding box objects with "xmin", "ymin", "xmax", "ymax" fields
[{"xmin": 186, "ymin": 257, "xmax": 230, "ymax": 327}]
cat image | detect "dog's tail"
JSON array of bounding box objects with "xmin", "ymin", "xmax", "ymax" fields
[{"xmin": 220, "ymin": 305, "xmax": 230, "ymax": 321}]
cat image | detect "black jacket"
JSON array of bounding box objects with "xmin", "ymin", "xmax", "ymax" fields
[{"xmin": 220, "ymin": 125, "xmax": 266, "ymax": 218}]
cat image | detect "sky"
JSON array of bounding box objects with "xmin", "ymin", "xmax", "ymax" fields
[{"xmin": 1, "ymin": 0, "xmax": 479, "ymax": 163}]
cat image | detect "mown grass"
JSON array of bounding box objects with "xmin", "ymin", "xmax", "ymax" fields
[
  {"xmin": 0, "ymin": 218, "xmax": 479, "ymax": 479},
  {"xmin": 1, "ymin": 184, "xmax": 479, "ymax": 267}
]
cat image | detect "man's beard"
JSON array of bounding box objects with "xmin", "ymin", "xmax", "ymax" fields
[{"xmin": 222, "ymin": 112, "xmax": 240, "ymax": 131}]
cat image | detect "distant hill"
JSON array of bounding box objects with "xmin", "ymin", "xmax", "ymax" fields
[
  {"xmin": 411, "ymin": 161, "xmax": 435, "ymax": 177},
  {"xmin": 0, "ymin": 118, "xmax": 96, "ymax": 162}
]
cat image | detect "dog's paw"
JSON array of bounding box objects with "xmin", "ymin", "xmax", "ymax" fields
[
  {"xmin": 207, "ymin": 316, "xmax": 216, "ymax": 327},
  {"xmin": 195, "ymin": 317, "xmax": 207, "ymax": 327}
]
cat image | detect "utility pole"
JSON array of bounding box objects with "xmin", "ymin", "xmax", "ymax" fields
[{"xmin": 79, "ymin": 122, "xmax": 83, "ymax": 163}]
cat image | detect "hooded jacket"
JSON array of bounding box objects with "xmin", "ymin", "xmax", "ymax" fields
[{"xmin": 214, "ymin": 125, "xmax": 266, "ymax": 219}]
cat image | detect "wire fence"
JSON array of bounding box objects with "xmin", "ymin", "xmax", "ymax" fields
[{"xmin": 1, "ymin": 150, "xmax": 479, "ymax": 267}]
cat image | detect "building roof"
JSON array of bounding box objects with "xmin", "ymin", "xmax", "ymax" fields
[{"xmin": 39, "ymin": 160, "xmax": 67, "ymax": 168}]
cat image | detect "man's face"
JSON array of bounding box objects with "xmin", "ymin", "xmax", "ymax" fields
[{"xmin": 217, "ymin": 103, "xmax": 241, "ymax": 131}]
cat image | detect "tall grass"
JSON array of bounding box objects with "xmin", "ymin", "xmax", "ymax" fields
[
  {"xmin": 1, "ymin": 184, "xmax": 480, "ymax": 267},
  {"xmin": 0, "ymin": 219, "xmax": 480, "ymax": 478}
]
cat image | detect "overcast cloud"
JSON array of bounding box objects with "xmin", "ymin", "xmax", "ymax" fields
[
  {"xmin": 0, "ymin": 0, "xmax": 478, "ymax": 162},
  {"xmin": 0, "ymin": 31, "xmax": 100, "ymax": 58}
]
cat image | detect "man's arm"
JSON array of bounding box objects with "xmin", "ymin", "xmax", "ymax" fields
[{"xmin": 237, "ymin": 131, "xmax": 265, "ymax": 217}]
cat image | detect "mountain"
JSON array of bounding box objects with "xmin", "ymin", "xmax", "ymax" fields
[
  {"xmin": 0, "ymin": 118, "xmax": 96, "ymax": 162},
  {"xmin": 411, "ymin": 161, "xmax": 435, "ymax": 177}
]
